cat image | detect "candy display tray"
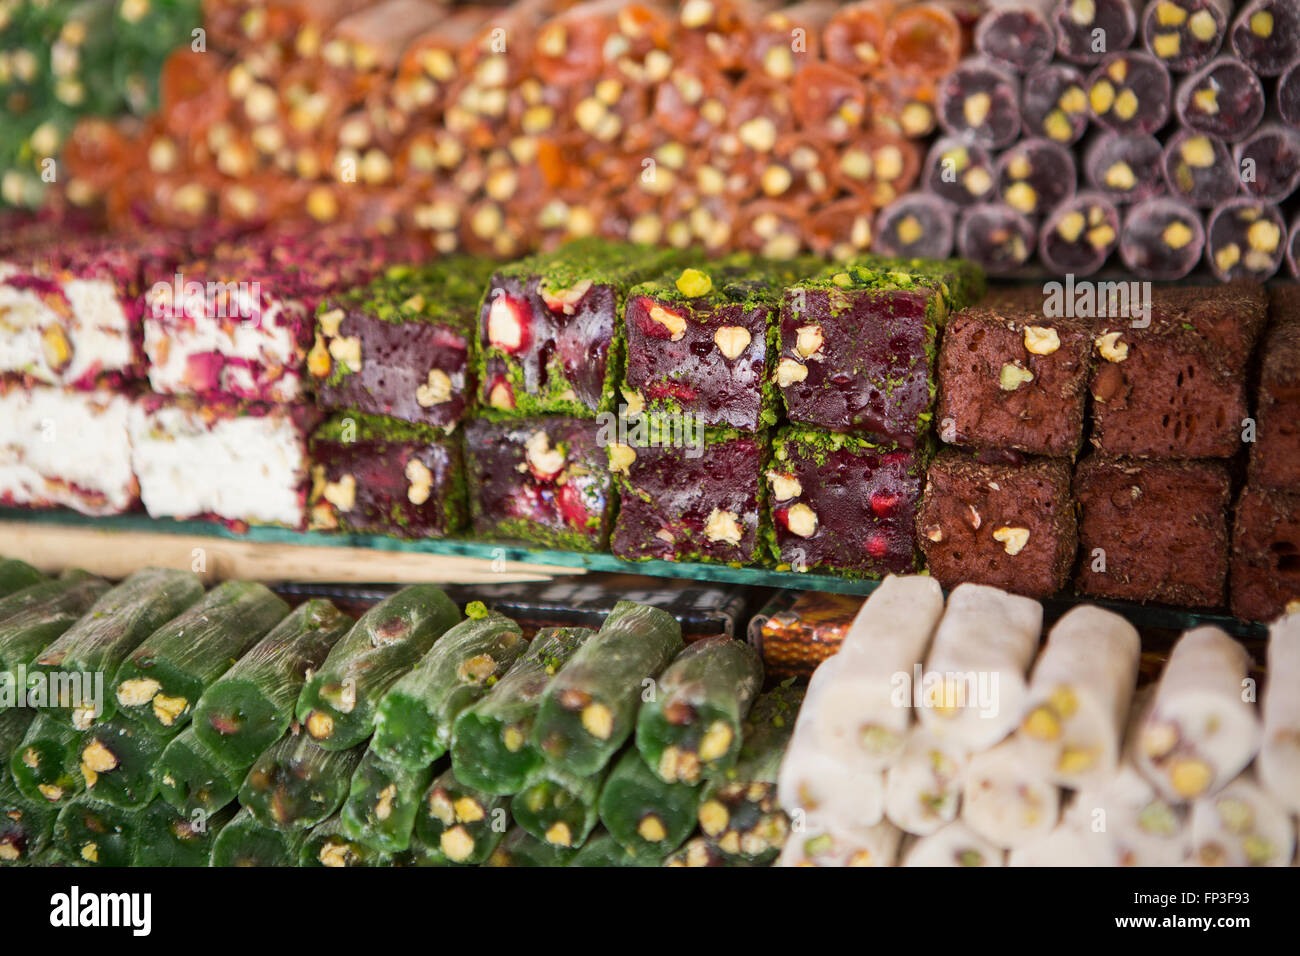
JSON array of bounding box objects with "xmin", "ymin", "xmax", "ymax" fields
[{"xmin": 0, "ymin": 508, "xmax": 1263, "ymax": 640}]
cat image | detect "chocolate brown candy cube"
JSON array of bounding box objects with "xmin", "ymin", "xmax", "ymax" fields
[
  {"xmin": 936, "ymin": 297, "xmax": 1091, "ymax": 457},
  {"xmin": 1230, "ymin": 484, "xmax": 1300, "ymax": 623},
  {"xmin": 1249, "ymin": 286, "xmax": 1300, "ymax": 489},
  {"xmin": 1074, "ymin": 456, "xmax": 1231, "ymax": 607},
  {"xmin": 918, "ymin": 449, "xmax": 1076, "ymax": 599},
  {"xmin": 1088, "ymin": 282, "xmax": 1267, "ymax": 459}
]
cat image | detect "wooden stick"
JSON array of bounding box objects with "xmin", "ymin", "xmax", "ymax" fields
[{"xmin": 0, "ymin": 522, "xmax": 583, "ymax": 586}]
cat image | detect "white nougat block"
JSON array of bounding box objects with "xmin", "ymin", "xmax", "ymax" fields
[
  {"xmin": 0, "ymin": 386, "xmax": 137, "ymax": 515},
  {"xmin": 128, "ymin": 400, "xmax": 311, "ymax": 527}
]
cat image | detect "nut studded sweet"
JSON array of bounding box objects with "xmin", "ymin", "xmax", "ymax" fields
[
  {"xmin": 144, "ymin": 232, "xmax": 419, "ymax": 403},
  {"xmin": 308, "ymin": 413, "xmax": 466, "ymax": 538},
  {"xmin": 1088, "ymin": 281, "xmax": 1267, "ymax": 459},
  {"xmin": 0, "ymin": 234, "xmax": 179, "ymax": 389},
  {"xmin": 610, "ymin": 429, "xmax": 765, "ymax": 565},
  {"xmin": 917, "ymin": 448, "xmax": 1077, "ymax": 599},
  {"xmin": 1074, "ymin": 456, "xmax": 1232, "ymax": 607},
  {"xmin": 767, "ymin": 426, "xmax": 926, "ymax": 577},
  {"xmin": 776, "ymin": 257, "xmax": 984, "ymax": 447},
  {"xmin": 463, "ymin": 416, "xmax": 614, "ymax": 552},
  {"xmin": 936, "ymin": 290, "xmax": 1092, "ymax": 457},
  {"xmin": 622, "ymin": 255, "xmax": 822, "ymax": 431},
  {"xmin": 311, "ymin": 259, "xmax": 498, "ymax": 430},
  {"xmin": 1248, "ymin": 285, "xmax": 1300, "ymax": 489},
  {"xmin": 1229, "ymin": 485, "xmax": 1300, "ymax": 623},
  {"xmin": 477, "ymin": 238, "xmax": 686, "ymax": 418}
]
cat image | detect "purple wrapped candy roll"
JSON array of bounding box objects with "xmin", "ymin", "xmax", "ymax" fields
[
  {"xmin": 872, "ymin": 194, "xmax": 957, "ymax": 260},
  {"xmin": 1161, "ymin": 129, "xmax": 1238, "ymax": 206},
  {"xmin": 1205, "ymin": 197, "xmax": 1287, "ymax": 281},
  {"xmin": 1020, "ymin": 62, "xmax": 1090, "ymax": 144},
  {"xmin": 1175, "ymin": 55, "xmax": 1266, "ymax": 142},
  {"xmin": 1289, "ymin": 214, "xmax": 1300, "ymax": 276},
  {"xmin": 1119, "ymin": 197, "xmax": 1205, "ymax": 279},
  {"xmin": 1053, "ymin": 0, "xmax": 1139, "ymax": 65},
  {"xmin": 1086, "ymin": 52, "xmax": 1171, "ymax": 135},
  {"xmin": 975, "ymin": 0, "xmax": 1057, "ymax": 73},
  {"xmin": 957, "ymin": 204, "xmax": 1037, "ymax": 275},
  {"xmin": 1084, "ymin": 131, "xmax": 1166, "ymax": 204},
  {"xmin": 1141, "ymin": 0, "xmax": 1230, "ymax": 73},
  {"xmin": 923, "ymin": 137, "xmax": 998, "ymax": 207},
  {"xmin": 1280, "ymin": 58, "xmax": 1300, "ymax": 128},
  {"xmin": 997, "ymin": 138, "xmax": 1078, "ymax": 217},
  {"xmin": 1233, "ymin": 123, "xmax": 1300, "ymax": 202},
  {"xmin": 1231, "ymin": 0, "xmax": 1300, "ymax": 77},
  {"xmin": 1038, "ymin": 191, "xmax": 1121, "ymax": 276},
  {"xmin": 936, "ymin": 57, "xmax": 1022, "ymax": 149}
]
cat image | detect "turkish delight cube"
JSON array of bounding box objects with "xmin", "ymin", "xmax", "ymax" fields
[
  {"xmin": 936, "ymin": 293, "xmax": 1093, "ymax": 457},
  {"xmin": 776, "ymin": 262, "xmax": 950, "ymax": 446},
  {"xmin": 1088, "ymin": 281, "xmax": 1266, "ymax": 459},
  {"xmin": 1249, "ymin": 286, "xmax": 1300, "ymax": 489},
  {"xmin": 609, "ymin": 428, "xmax": 765, "ymax": 565},
  {"xmin": 477, "ymin": 238, "xmax": 685, "ymax": 417},
  {"xmin": 767, "ymin": 426, "xmax": 925, "ymax": 576},
  {"xmin": 622, "ymin": 255, "xmax": 822, "ymax": 431},
  {"xmin": 464, "ymin": 415, "xmax": 614, "ymax": 551},
  {"xmin": 1230, "ymin": 485, "xmax": 1300, "ymax": 623},
  {"xmin": 310, "ymin": 258, "xmax": 497, "ymax": 429},
  {"xmin": 307, "ymin": 413, "xmax": 466, "ymax": 538}
]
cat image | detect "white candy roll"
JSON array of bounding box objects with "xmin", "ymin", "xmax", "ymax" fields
[
  {"xmin": 776, "ymin": 819, "xmax": 903, "ymax": 867},
  {"xmin": 902, "ymin": 821, "xmax": 1005, "ymax": 867},
  {"xmin": 1007, "ymin": 823, "xmax": 1107, "ymax": 866},
  {"xmin": 1066, "ymin": 765, "xmax": 1191, "ymax": 866},
  {"xmin": 961, "ymin": 738, "xmax": 1060, "ymax": 849},
  {"xmin": 917, "ymin": 582, "xmax": 1043, "ymax": 751},
  {"xmin": 1135, "ymin": 626, "xmax": 1261, "ymax": 802},
  {"xmin": 810, "ymin": 575, "xmax": 946, "ymax": 768},
  {"xmin": 777, "ymin": 655, "xmax": 886, "ymax": 831},
  {"xmin": 883, "ymin": 728, "xmax": 967, "ymax": 835},
  {"xmin": 1190, "ymin": 772, "xmax": 1297, "ymax": 867},
  {"xmin": 1260, "ymin": 612, "xmax": 1300, "ymax": 815},
  {"xmin": 1017, "ymin": 605, "xmax": 1141, "ymax": 789}
]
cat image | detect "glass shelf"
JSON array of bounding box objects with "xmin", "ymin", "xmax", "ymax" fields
[{"xmin": 0, "ymin": 509, "xmax": 1264, "ymax": 639}]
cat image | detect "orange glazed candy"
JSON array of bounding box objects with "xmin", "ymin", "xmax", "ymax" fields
[
  {"xmin": 883, "ymin": 2, "xmax": 962, "ymax": 79},
  {"xmin": 822, "ymin": 0, "xmax": 895, "ymax": 75}
]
